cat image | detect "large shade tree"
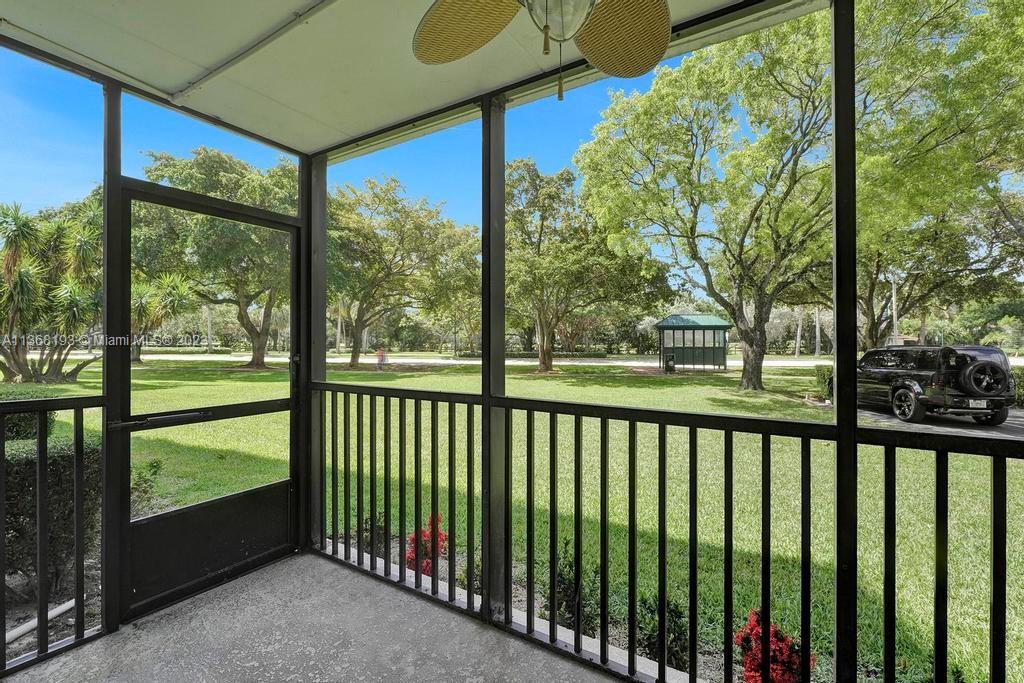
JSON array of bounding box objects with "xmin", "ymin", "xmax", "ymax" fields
[
  {"xmin": 418, "ymin": 219, "xmax": 482, "ymax": 355},
  {"xmin": 326, "ymin": 178, "xmax": 475, "ymax": 366},
  {"xmin": 579, "ymin": 0, "xmax": 1024, "ymax": 388},
  {"xmin": 506, "ymin": 159, "xmax": 671, "ymax": 372},
  {"xmin": 853, "ymin": 0, "xmax": 1024, "ymax": 347},
  {"xmin": 132, "ymin": 147, "xmax": 297, "ymax": 367},
  {"xmin": 0, "ymin": 200, "xmax": 103, "ymax": 383},
  {"xmin": 577, "ymin": 13, "xmax": 833, "ymax": 389}
]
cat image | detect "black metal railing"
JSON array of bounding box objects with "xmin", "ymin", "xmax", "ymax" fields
[
  {"xmin": 314, "ymin": 383, "xmax": 1016, "ymax": 682},
  {"xmin": 493, "ymin": 396, "xmax": 835, "ymax": 682},
  {"xmin": 0, "ymin": 395, "xmax": 105, "ymax": 675},
  {"xmin": 314, "ymin": 382, "xmax": 483, "ymax": 612},
  {"xmin": 856, "ymin": 426, "xmax": 1016, "ymax": 683}
]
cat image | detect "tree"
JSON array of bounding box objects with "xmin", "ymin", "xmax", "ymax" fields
[
  {"xmin": 418, "ymin": 215, "xmax": 482, "ymax": 355},
  {"xmin": 268, "ymin": 304, "xmax": 290, "ymax": 352},
  {"xmin": 994, "ymin": 192, "xmax": 1024, "ymax": 242},
  {"xmin": 980, "ymin": 315, "xmax": 1024, "ymax": 352},
  {"xmin": 506, "ymin": 159, "xmax": 671, "ymax": 372},
  {"xmin": 129, "ymin": 275, "xmax": 192, "ymax": 362},
  {"xmin": 580, "ymin": 0, "xmax": 1024, "ymax": 386},
  {"xmin": 327, "ymin": 178, "xmax": 471, "ymax": 367},
  {"xmin": 558, "ymin": 301, "xmax": 651, "ymax": 354},
  {"xmin": 0, "ymin": 200, "xmax": 103, "ymax": 383},
  {"xmin": 852, "ymin": 0, "xmax": 1024, "ymax": 347},
  {"xmin": 855, "ymin": 205, "xmax": 1017, "ymax": 347},
  {"xmin": 577, "ymin": 13, "xmax": 833, "ymax": 389},
  {"xmin": 132, "ymin": 148, "xmax": 297, "ymax": 367}
]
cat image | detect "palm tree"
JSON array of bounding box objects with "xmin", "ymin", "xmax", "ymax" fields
[
  {"xmin": 130, "ymin": 274, "xmax": 193, "ymax": 362},
  {"xmin": 0, "ymin": 201, "xmax": 104, "ymax": 383}
]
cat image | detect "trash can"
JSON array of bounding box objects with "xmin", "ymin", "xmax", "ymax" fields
[{"xmin": 665, "ymin": 356, "xmax": 675, "ymax": 373}]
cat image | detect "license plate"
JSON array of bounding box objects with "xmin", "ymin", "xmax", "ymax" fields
[{"xmin": 969, "ymin": 400, "xmax": 988, "ymax": 409}]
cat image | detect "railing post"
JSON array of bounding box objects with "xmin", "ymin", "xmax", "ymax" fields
[
  {"xmin": 481, "ymin": 93, "xmax": 507, "ymax": 623},
  {"xmin": 990, "ymin": 454, "xmax": 1007, "ymax": 680},
  {"xmin": 101, "ymin": 79, "xmax": 129, "ymax": 634},
  {"xmin": 831, "ymin": 0, "xmax": 859, "ymax": 678}
]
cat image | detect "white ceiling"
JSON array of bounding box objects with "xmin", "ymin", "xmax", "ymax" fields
[{"xmin": 0, "ymin": 0, "xmax": 813, "ymax": 156}]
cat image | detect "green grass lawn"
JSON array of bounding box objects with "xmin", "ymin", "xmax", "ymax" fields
[
  {"xmin": 2, "ymin": 361, "xmax": 293, "ymax": 507},
  {"xmin": 3, "ymin": 360, "xmax": 1020, "ymax": 681}
]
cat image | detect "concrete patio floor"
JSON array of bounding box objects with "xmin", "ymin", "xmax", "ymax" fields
[{"xmin": 13, "ymin": 553, "xmax": 610, "ymax": 682}]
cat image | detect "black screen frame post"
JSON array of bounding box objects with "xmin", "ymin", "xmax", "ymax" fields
[
  {"xmin": 481, "ymin": 94, "xmax": 507, "ymax": 624},
  {"xmin": 831, "ymin": 0, "xmax": 859, "ymax": 677},
  {"xmin": 100, "ymin": 79, "xmax": 129, "ymax": 635},
  {"xmin": 300, "ymin": 153, "xmax": 329, "ymax": 550}
]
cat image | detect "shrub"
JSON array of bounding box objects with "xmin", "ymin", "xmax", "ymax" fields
[
  {"xmin": 138, "ymin": 346, "xmax": 233, "ymax": 355},
  {"xmin": 540, "ymin": 538, "xmax": 600, "ymax": 637},
  {"xmin": 814, "ymin": 365, "xmax": 833, "ymax": 401},
  {"xmin": 637, "ymin": 593, "xmax": 689, "ymax": 672},
  {"xmin": 130, "ymin": 459, "xmax": 165, "ymax": 518},
  {"xmin": 1013, "ymin": 366, "xmax": 1024, "ymax": 405},
  {"xmin": 456, "ymin": 555, "xmax": 483, "ymax": 595},
  {"xmin": 3, "ymin": 411, "xmax": 55, "ymax": 441},
  {"xmin": 359, "ymin": 511, "xmax": 390, "ymax": 559},
  {"xmin": 5, "ymin": 437, "xmax": 102, "ymax": 599},
  {"xmin": 0, "ymin": 385, "xmax": 57, "ymax": 441},
  {"xmin": 405, "ymin": 513, "xmax": 447, "ymax": 576},
  {"xmin": 734, "ymin": 609, "xmax": 813, "ymax": 683}
]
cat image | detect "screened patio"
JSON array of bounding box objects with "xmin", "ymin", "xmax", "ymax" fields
[{"xmin": 0, "ymin": 1, "xmax": 1017, "ymax": 682}]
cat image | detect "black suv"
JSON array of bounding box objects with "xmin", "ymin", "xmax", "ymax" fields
[{"xmin": 857, "ymin": 345, "xmax": 1015, "ymax": 425}]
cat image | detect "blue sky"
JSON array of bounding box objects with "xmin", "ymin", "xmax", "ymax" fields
[
  {"xmin": 330, "ymin": 63, "xmax": 678, "ymax": 226},
  {"xmin": 1, "ymin": 43, "xmax": 672, "ymax": 225},
  {"xmin": 1, "ymin": 47, "xmax": 104, "ymax": 212},
  {"xmin": 0, "ymin": 45, "xmax": 291, "ymax": 213}
]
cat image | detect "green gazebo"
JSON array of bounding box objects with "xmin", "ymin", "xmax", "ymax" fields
[{"xmin": 655, "ymin": 314, "xmax": 732, "ymax": 371}]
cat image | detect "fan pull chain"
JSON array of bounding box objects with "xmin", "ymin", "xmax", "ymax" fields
[
  {"xmin": 557, "ymin": 42, "xmax": 564, "ymax": 101},
  {"xmin": 543, "ymin": 0, "xmax": 551, "ymax": 55}
]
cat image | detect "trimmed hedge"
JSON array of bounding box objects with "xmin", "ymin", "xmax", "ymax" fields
[
  {"xmin": 455, "ymin": 351, "xmax": 608, "ymax": 359},
  {"xmin": 0, "ymin": 385, "xmax": 56, "ymax": 441},
  {"xmin": 139, "ymin": 346, "xmax": 233, "ymax": 355},
  {"xmin": 1014, "ymin": 366, "xmax": 1024, "ymax": 405},
  {"xmin": 5, "ymin": 437, "xmax": 102, "ymax": 595}
]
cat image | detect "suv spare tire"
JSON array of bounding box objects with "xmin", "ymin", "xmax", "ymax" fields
[{"xmin": 958, "ymin": 360, "xmax": 1008, "ymax": 397}]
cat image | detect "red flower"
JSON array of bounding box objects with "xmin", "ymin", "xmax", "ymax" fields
[
  {"xmin": 405, "ymin": 514, "xmax": 448, "ymax": 576},
  {"xmin": 734, "ymin": 610, "xmax": 814, "ymax": 683}
]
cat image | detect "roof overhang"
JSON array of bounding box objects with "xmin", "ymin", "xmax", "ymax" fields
[{"xmin": 0, "ymin": 0, "xmax": 825, "ymax": 158}]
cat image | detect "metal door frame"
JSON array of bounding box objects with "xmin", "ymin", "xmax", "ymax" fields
[{"xmin": 101, "ymin": 83, "xmax": 309, "ymax": 624}]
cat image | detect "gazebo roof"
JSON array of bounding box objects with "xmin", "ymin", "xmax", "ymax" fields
[{"xmin": 655, "ymin": 314, "xmax": 732, "ymax": 330}]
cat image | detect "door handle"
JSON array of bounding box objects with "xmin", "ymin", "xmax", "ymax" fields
[{"xmin": 109, "ymin": 410, "xmax": 213, "ymax": 431}]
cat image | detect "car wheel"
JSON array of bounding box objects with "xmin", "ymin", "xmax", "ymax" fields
[
  {"xmin": 972, "ymin": 405, "xmax": 1009, "ymax": 426},
  {"xmin": 892, "ymin": 388, "xmax": 926, "ymax": 423}
]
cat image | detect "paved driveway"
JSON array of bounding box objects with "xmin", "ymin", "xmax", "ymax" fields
[{"xmin": 859, "ymin": 406, "xmax": 1024, "ymax": 440}]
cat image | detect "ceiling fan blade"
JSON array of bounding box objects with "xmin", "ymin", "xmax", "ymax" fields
[
  {"xmin": 414, "ymin": 0, "xmax": 522, "ymax": 65},
  {"xmin": 574, "ymin": 0, "xmax": 670, "ymax": 79}
]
